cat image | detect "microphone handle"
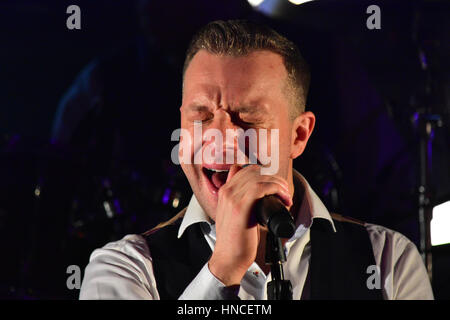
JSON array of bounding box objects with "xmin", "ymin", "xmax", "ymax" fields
[{"xmin": 254, "ymin": 195, "xmax": 296, "ymax": 238}]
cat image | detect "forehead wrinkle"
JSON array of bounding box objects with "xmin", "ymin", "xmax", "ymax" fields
[{"xmin": 183, "ymin": 82, "xmax": 223, "ymax": 110}]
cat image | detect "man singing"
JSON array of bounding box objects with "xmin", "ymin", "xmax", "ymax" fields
[{"xmin": 79, "ymin": 20, "xmax": 433, "ymax": 300}]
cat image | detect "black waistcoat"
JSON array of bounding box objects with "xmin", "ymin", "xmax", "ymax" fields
[{"xmin": 143, "ymin": 215, "xmax": 383, "ymax": 300}]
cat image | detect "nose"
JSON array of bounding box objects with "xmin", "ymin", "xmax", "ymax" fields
[
  {"xmin": 204, "ymin": 109, "xmax": 240, "ymax": 142},
  {"xmin": 201, "ymin": 109, "xmax": 241, "ymax": 162},
  {"xmin": 213, "ymin": 108, "xmax": 237, "ymax": 130}
]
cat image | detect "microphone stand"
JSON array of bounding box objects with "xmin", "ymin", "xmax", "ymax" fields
[
  {"xmin": 410, "ymin": 4, "xmax": 445, "ymax": 281},
  {"xmin": 265, "ymin": 231, "xmax": 293, "ymax": 300},
  {"xmin": 414, "ymin": 112, "xmax": 442, "ymax": 281}
]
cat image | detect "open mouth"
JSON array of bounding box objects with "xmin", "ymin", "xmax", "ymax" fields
[{"xmin": 202, "ymin": 167, "xmax": 230, "ymax": 191}]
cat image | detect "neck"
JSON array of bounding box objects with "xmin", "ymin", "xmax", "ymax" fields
[{"xmin": 289, "ymin": 172, "xmax": 304, "ymax": 225}]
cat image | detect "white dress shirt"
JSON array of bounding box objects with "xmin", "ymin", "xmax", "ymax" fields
[{"xmin": 79, "ymin": 172, "xmax": 434, "ymax": 300}]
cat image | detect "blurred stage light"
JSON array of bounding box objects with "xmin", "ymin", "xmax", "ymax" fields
[
  {"xmin": 431, "ymin": 200, "xmax": 450, "ymax": 246},
  {"xmin": 288, "ymin": 0, "xmax": 315, "ymax": 5},
  {"xmin": 248, "ymin": 0, "xmax": 318, "ymax": 19},
  {"xmin": 248, "ymin": 0, "xmax": 265, "ymax": 7}
]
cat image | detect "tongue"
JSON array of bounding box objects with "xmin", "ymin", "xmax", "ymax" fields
[{"xmin": 211, "ymin": 171, "xmax": 228, "ymax": 189}]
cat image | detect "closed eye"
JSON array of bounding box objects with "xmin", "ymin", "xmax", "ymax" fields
[
  {"xmin": 185, "ymin": 107, "xmax": 214, "ymax": 122},
  {"xmin": 238, "ymin": 117, "xmax": 264, "ymax": 127}
]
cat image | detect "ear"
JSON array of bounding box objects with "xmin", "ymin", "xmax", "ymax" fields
[{"xmin": 290, "ymin": 111, "xmax": 315, "ymax": 159}]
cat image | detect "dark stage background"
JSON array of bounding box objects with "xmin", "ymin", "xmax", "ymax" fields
[{"xmin": 0, "ymin": 0, "xmax": 449, "ymax": 299}]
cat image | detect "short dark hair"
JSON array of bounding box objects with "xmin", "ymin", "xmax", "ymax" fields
[{"xmin": 182, "ymin": 19, "xmax": 310, "ymax": 118}]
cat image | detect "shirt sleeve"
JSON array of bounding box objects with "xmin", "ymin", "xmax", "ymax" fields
[
  {"xmin": 79, "ymin": 235, "xmax": 159, "ymax": 300},
  {"xmin": 366, "ymin": 224, "xmax": 434, "ymax": 300},
  {"xmin": 391, "ymin": 238, "xmax": 434, "ymax": 299},
  {"xmin": 178, "ymin": 263, "xmax": 240, "ymax": 300}
]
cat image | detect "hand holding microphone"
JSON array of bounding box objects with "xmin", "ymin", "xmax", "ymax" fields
[
  {"xmin": 242, "ymin": 164, "xmax": 295, "ymax": 239},
  {"xmin": 254, "ymin": 194, "xmax": 295, "ymax": 238},
  {"xmin": 208, "ymin": 164, "xmax": 293, "ymax": 286}
]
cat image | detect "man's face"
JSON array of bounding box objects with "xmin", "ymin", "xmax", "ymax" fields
[{"xmin": 180, "ymin": 50, "xmax": 296, "ymax": 220}]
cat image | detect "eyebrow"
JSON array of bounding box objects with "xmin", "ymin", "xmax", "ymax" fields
[
  {"xmin": 184, "ymin": 103, "xmax": 268, "ymax": 115},
  {"xmin": 184, "ymin": 105, "xmax": 212, "ymax": 112}
]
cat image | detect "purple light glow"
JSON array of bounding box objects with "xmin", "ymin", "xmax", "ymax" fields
[
  {"xmin": 162, "ymin": 188, "xmax": 171, "ymax": 204},
  {"xmin": 419, "ymin": 51, "xmax": 428, "ymax": 70},
  {"xmin": 427, "ymin": 128, "xmax": 434, "ymax": 171},
  {"xmin": 322, "ymin": 180, "xmax": 333, "ymax": 196},
  {"xmin": 113, "ymin": 199, "xmax": 123, "ymax": 214},
  {"xmin": 412, "ymin": 112, "xmax": 419, "ymax": 126}
]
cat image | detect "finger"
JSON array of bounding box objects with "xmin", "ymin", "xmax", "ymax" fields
[
  {"xmin": 231, "ymin": 165, "xmax": 291, "ymax": 196},
  {"xmin": 226, "ymin": 163, "xmax": 259, "ymax": 184},
  {"xmin": 258, "ymin": 174, "xmax": 290, "ymax": 194},
  {"xmin": 226, "ymin": 164, "xmax": 242, "ymax": 183},
  {"xmin": 248, "ymin": 181, "xmax": 293, "ymax": 208}
]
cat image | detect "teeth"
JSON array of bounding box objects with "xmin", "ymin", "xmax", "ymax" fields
[{"xmin": 207, "ymin": 168, "xmax": 229, "ymax": 172}]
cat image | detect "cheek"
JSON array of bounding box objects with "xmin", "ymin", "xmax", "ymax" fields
[
  {"xmin": 271, "ymin": 125, "xmax": 293, "ymax": 171},
  {"xmin": 177, "ymin": 127, "xmax": 197, "ymax": 163},
  {"xmin": 280, "ymin": 128, "xmax": 293, "ymax": 153},
  {"xmin": 180, "ymin": 163, "xmax": 204, "ymax": 194},
  {"xmin": 179, "ymin": 161, "xmax": 189, "ymax": 176},
  {"xmin": 177, "ymin": 127, "xmax": 200, "ymax": 181},
  {"xmin": 265, "ymin": 124, "xmax": 292, "ymax": 156}
]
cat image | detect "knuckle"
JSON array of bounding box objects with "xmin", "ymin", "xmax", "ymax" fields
[
  {"xmin": 219, "ymin": 185, "xmax": 232, "ymax": 199},
  {"xmin": 255, "ymin": 181, "xmax": 267, "ymax": 189}
]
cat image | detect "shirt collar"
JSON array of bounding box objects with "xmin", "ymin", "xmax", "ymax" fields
[
  {"xmin": 292, "ymin": 170, "xmax": 336, "ymax": 234},
  {"xmin": 177, "ymin": 194, "xmax": 212, "ymax": 238},
  {"xmin": 177, "ymin": 169, "xmax": 336, "ymax": 239}
]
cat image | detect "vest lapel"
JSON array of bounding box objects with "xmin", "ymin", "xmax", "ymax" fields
[
  {"xmin": 310, "ymin": 218, "xmax": 383, "ymax": 300},
  {"xmin": 144, "ymin": 221, "xmax": 212, "ymax": 299}
]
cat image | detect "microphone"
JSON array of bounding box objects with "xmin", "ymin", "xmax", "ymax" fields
[{"xmin": 254, "ymin": 195, "xmax": 296, "ymax": 238}]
